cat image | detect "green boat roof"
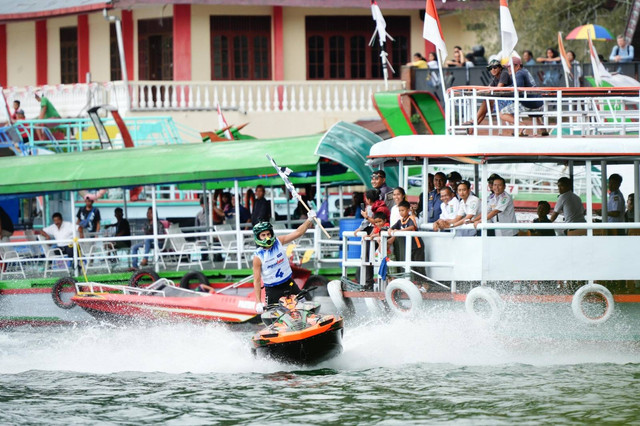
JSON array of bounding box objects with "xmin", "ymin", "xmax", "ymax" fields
[{"xmin": 0, "ymin": 134, "xmax": 325, "ymax": 196}]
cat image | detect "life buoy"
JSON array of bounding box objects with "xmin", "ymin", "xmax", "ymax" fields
[
  {"xmin": 180, "ymin": 271, "xmax": 210, "ymax": 289},
  {"xmin": 465, "ymin": 286, "xmax": 504, "ymax": 325},
  {"xmin": 129, "ymin": 269, "xmax": 160, "ymax": 288},
  {"xmin": 327, "ymin": 280, "xmax": 354, "ymax": 317},
  {"xmin": 51, "ymin": 277, "xmax": 77, "ymax": 310},
  {"xmin": 571, "ymin": 283, "xmax": 614, "ymax": 325},
  {"xmin": 384, "ymin": 278, "xmax": 423, "ymax": 315},
  {"xmin": 364, "ymin": 297, "xmax": 387, "ymax": 316}
]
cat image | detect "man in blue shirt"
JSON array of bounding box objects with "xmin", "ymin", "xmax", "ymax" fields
[
  {"xmin": 609, "ymin": 35, "xmax": 634, "ymax": 63},
  {"xmin": 499, "ymin": 56, "xmax": 543, "ymax": 135}
]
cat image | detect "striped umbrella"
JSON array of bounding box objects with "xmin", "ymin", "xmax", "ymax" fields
[{"xmin": 566, "ymin": 24, "xmax": 614, "ymax": 41}]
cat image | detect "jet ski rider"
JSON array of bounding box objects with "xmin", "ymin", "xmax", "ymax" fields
[{"xmin": 252, "ymin": 210, "xmax": 316, "ymax": 313}]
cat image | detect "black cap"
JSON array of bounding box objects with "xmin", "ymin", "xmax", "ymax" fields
[
  {"xmin": 447, "ymin": 171, "xmax": 462, "ymax": 181},
  {"xmin": 486, "ymin": 59, "xmax": 501, "ymax": 70}
]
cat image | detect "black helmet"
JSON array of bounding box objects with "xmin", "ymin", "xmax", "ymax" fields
[{"xmin": 253, "ymin": 222, "xmax": 275, "ymax": 248}]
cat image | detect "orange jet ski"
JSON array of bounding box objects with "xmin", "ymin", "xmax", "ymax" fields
[{"xmin": 251, "ymin": 287, "xmax": 344, "ymax": 365}]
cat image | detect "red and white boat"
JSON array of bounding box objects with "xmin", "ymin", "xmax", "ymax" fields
[{"xmin": 68, "ymin": 267, "xmax": 312, "ymax": 324}]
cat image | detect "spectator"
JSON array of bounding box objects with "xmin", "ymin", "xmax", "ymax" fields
[
  {"xmin": 445, "ymin": 46, "xmax": 465, "ymax": 67},
  {"xmin": 625, "ymin": 193, "xmax": 635, "ymax": 223},
  {"xmin": 0, "ymin": 206, "xmax": 15, "ymax": 241},
  {"xmin": 226, "ymin": 194, "xmax": 251, "ymax": 228},
  {"xmin": 549, "ymin": 177, "xmax": 586, "ymax": 233},
  {"xmin": 499, "ymin": 57, "xmax": 544, "ymax": 136},
  {"xmin": 407, "ymin": 52, "xmax": 428, "ymax": 68},
  {"xmin": 522, "ymin": 50, "xmax": 536, "ymax": 66},
  {"xmin": 360, "ymin": 189, "xmax": 390, "ymax": 231},
  {"xmin": 40, "ymin": 212, "xmax": 74, "ymax": 258},
  {"xmin": 15, "ymin": 110, "xmax": 29, "ymax": 143},
  {"xmin": 566, "ymin": 50, "xmax": 582, "ymax": 86},
  {"xmin": 388, "ymin": 200, "xmax": 426, "ymax": 287},
  {"xmin": 371, "ymin": 170, "xmax": 394, "ymax": 210},
  {"xmin": 417, "ymin": 172, "xmax": 445, "ymax": 223},
  {"xmin": 609, "ymin": 35, "xmax": 634, "ymax": 63},
  {"xmin": 433, "ymin": 187, "xmax": 460, "ymax": 231},
  {"xmin": 427, "ymin": 52, "xmax": 440, "ymax": 88},
  {"xmin": 465, "ymin": 53, "xmax": 475, "ymax": 67},
  {"xmin": 251, "ymin": 185, "xmax": 272, "ymax": 225},
  {"xmin": 130, "ymin": 207, "xmax": 163, "ymax": 270},
  {"xmin": 450, "ymin": 180, "xmax": 480, "ymax": 236},
  {"xmin": 531, "ymin": 201, "xmax": 555, "ymax": 236},
  {"xmin": 11, "ymin": 100, "xmax": 20, "ymax": 121},
  {"xmin": 471, "ymin": 45, "xmax": 487, "ymax": 66},
  {"xmin": 536, "ymin": 48, "xmax": 561, "ymax": 86},
  {"xmin": 195, "ymin": 196, "xmax": 207, "ymax": 230},
  {"xmin": 389, "ymin": 187, "xmax": 407, "ymax": 229},
  {"xmin": 605, "ymin": 173, "xmax": 625, "ymax": 235},
  {"xmin": 536, "ymin": 47, "xmax": 560, "ymax": 64},
  {"xmin": 462, "ymin": 59, "xmax": 512, "ymax": 131},
  {"xmin": 213, "ymin": 192, "xmax": 232, "ymax": 222},
  {"xmin": 473, "ymin": 176, "xmax": 517, "ymax": 236},
  {"xmin": 34, "ymin": 92, "xmax": 61, "ymax": 140},
  {"xmin": 104, "ymin": 207, "xmax": 131, "ymax": 249},
  {"xmin": 344, "ymin": 191, "xmax": 364, "ymax": 219},
  {"xmin": 76, "ymin": 194, "xmax": 101, "ymax": 238},
  {"xmin": 446, "ymin": 171, "xmax": 463, "ymax": 196}
]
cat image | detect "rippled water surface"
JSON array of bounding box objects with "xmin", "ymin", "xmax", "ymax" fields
[{"xmin": 2, "ymin": 313, "xmax": 640, "ymax": 424}]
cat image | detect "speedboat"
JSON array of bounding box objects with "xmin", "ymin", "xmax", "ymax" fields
[
  {"xmin": 65, "ymin": 265, "xmax": 313, "ymax": 324},
  {"xmin": 251, "ymin": 287, "xmax": 343, "ymax": 365},
  {"xmin": 70, "ymin": 277, "xmax": 261, "ymax": 323}
]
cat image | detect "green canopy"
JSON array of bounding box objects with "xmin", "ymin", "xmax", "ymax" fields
[
  {"xmin": 316, "ymin": 121, "xmax": 398, "ymax": 188},
  {"xmin": 0, "ymin": 134, "xmax": 324, "ymax": 196}
]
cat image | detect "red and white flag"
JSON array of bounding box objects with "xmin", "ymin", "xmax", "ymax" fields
[
  {"xmin": 422, "ymin": 0, "xmax": 447, "ymax": 60},
  {"xmin": 587, "ymin": 31, "xmax": 611, "ymax": 87},
  {"xmin": 557, "ymin": 31, "xmax": 572, "ymax": 79},
  {"xmin": 499, "ymin": 0, "xmax": 518, "ymax": 59},
  {"xmin": 217, "ymin": 103, "xmax": 232, "ymax": 140},
  {"xmin": 370, "ymin": 0, "xmax": 393, "ymax": 47}
]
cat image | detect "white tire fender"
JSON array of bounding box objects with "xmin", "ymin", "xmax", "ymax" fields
[
  {"xmin": 571, "ymin": 283, "xmax": 614, "ymax": 325},
  {"xmin": 327, "ymin": 280, "xmax": 354, "ymax": 317},
  {"xmin": 384, "ymin": 278, "xmax": 423, "ymax": 316},
  {"xmin": 465, "ymin": 286, "xmax": 504, "ymax": 325}
]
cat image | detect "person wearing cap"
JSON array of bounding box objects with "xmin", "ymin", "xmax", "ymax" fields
[
  {"xmin": 76, "ymin": 194, "xmax": 101, "ymax": 238},
  {"xmin": 499, "ymin": 56, "xmax": 544, "ymax": 136},
  {"xmin": 371, "ymin": 170, "xmax": 394, "ymax": 210},
  {"xmin": 462, "ymin": 59, "xmax": 512, "ymax": 132}
]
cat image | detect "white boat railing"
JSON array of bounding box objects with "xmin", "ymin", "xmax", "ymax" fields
[{"xmin": 447, "ymin": 86, "xmax": 640, "ymax": 137}]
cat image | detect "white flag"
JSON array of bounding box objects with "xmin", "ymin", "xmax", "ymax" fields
[
  {"xmin": 499, "ymin": 0, "xmax": 518, "ymax": 59},
  {"xmin": 370, "ymin": 0, "xmax": 393, "ymax": 47},
  {"xmin": 422, "ymin": 0, "xmax": 447, "ymax": 60},
  {"xmin": 588, "ymin": 31, "xmax": 611, "ymax": 87}
]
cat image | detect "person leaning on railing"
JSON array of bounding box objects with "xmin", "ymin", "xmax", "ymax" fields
[{"xmin": 462, "ymin": 59, "xmax": 512, "ymax": 133}]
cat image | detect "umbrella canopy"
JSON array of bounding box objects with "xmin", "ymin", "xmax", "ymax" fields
[{"xmin": 566, "ymin": 24, "xmax": 613, "ymax": 41}]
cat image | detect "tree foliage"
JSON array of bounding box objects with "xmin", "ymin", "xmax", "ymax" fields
[{"xmin": 460, "ymin": 0, "xmax": 632, "ymax": 62}]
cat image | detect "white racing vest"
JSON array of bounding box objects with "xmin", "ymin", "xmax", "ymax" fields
[{"xmin": 255, "ymin": 239, "xmax": 293, "ymax": 287}]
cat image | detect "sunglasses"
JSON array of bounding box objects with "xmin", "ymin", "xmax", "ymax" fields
[{"xmin": 489, "ymin": 65, "xmax": 501, "ymax": 70}]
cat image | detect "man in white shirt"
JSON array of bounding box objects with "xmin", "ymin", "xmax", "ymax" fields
[
  {"xmin": 474, "ymin": 176, "xmax": 517, "ymax": 236},
  {"xmin": 40, "ymin": 212, "xmax": 75, "ymax": 257},
  {"xmin": 451, "ymin": 180, "xmax": 480, "ymax": 236},
  {"xmin": 433, "ymin": 187, "xmax": 460, "ymax": 231},
  {"xmin": 549, "ymin": 177, "xmax": 586, "ymax": 234}
]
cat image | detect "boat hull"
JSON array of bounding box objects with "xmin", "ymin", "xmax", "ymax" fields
[
  {"xmin": 252, "ymin": 319, "xmax": 344, "ymax": 365},
  {"xmin": 71, "ymin": 293, "xmax": 260, "ymax": 324}
]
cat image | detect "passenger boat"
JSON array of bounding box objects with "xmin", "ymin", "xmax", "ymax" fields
[
  {"xmin": 251, "ymin": 287, "xmax": 343, "ymax": 365},
  {"xmin": 328, "ymin": 85, "xmax": 640, "ymax": 342}
]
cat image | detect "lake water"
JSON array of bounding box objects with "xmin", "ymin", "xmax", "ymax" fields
[{"xmin": 2, "ymin": 311, "xmax": 640, "ymax": 424}]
